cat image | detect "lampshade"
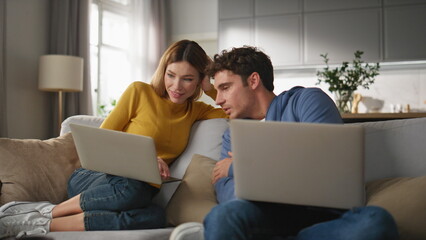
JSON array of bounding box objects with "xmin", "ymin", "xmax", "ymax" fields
[{"xmin": 38, "ymin": 55, "xmax": 84, "ymax": 92}]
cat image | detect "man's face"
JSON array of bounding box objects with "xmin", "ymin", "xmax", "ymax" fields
[{"xmin": 214, "ymin": 70, "xmax": 255, "ymax": 119}]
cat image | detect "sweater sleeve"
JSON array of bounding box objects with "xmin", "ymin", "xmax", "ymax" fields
[
  {"xmin": 204, "ymin": 88, "xmax": 218, "ymax": 100},
  {"xmin": 195, "ymin": 102, "xmax": 228, "ymax": 120},
  {"xmin": 193, "ymin": 88, "xmax": 228, "ymax": 120},
  {"xmin": 214, "ymin": 177, "xmax": 237, "ymax": 203},
  {"xmin": 220, "ymin": 128, "xmax": 232, "ymax": 160}
]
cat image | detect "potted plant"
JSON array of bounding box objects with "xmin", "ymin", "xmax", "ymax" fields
[{"xmin": 316, "ymin": 50, "xmax": 380, "ymax": 113}]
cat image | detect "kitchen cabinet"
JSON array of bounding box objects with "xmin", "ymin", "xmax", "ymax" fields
[{"xmin": 218, "ymin": 0, "xmax": 426, "ymax": 67}]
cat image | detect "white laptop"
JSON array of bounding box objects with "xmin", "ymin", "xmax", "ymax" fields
[
  {"xmin": 230, "ymin": 119, "xmax": 365, "ymax": 210},
  {"xmin": 70, "ymin": 124, "xmax": 181, "ymax": 185}
]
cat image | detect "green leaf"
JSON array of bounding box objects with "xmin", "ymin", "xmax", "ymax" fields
[{"xmin": 316, "ymin": 50, "xmax": 380, "ymax": 94}]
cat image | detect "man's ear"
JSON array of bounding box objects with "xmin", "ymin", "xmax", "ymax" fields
[{"xmin": 248, "ymin": 72, "xmax": 261, "ymax": 90}]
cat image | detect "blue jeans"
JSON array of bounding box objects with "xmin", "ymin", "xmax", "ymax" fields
[
  {"xmin": 204, "ymin": 199, "xmax": 399, "ymax": 240},
  {"xmin": 67, "ymin": 168, "xmax": 166, "ymax": 230}
]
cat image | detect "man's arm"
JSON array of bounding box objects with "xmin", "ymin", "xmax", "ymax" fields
[
  {"xmin": 213, "ymin": 128, "xmax": 237, "ymax": 203},
  {"xmin": 216, "ymin": 127, "xmax": 234, "ymax": 178},
  {"xmin": 212, "ymin": 152, "xmax": 233, "ymax": 184}
]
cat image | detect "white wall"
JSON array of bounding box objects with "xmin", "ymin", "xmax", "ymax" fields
[
  {"xmin": 166, "ymin": 0, "xmax": 219, "ymax": 106},
  {"xmin": 5, "ymin": 0, "xmax": 50, "ymax": 139},
  {"xmin": 274, "ymin": 65, "xmax": 426, "ymax": 113},
  {"xmin": 167, "ymin": 0, "xmax": 218, "ymax": 58}
]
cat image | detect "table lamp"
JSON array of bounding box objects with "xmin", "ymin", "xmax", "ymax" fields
[{"xmin": 38, "ymin": 55, "xmax": 84, "ymax": 133}]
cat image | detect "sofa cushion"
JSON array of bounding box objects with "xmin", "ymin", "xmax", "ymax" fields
[
  {"xmin": 166, "ymin": 154, "xmax": 218, "ymax": 226},
  {"xmin": 366, "ymin": 176, "xmax": 426, "ymax": 240},
  {"xmin": 0, "ymin": 133, "xmax": 80, "ymax": 205}
]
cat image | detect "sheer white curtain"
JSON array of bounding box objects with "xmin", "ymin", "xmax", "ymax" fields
[{"xmin": 130, "ymin": 0, "xmax": 167, "ymax": 83}]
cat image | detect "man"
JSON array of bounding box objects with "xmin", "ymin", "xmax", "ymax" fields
[
  {"xmin": 211, "ymin": 47, "xmax": 344, "ymax": 204},
  {"xmin": 171, "ymin": 46, "xmax": 399, "ymax": 240}
]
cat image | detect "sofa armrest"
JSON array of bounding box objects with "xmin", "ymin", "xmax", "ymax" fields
[{"xmin": 60, "ymin": 115, "xmax": 105, "ymax": 136}]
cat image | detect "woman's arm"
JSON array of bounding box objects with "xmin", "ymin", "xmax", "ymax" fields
[
  {"xmin": 201, "ymin": 76, "xmax": 219, "ymax": 101},
  {"xmin": 195, "ymin": 76, "xmax": 228, "ymax": 120}
]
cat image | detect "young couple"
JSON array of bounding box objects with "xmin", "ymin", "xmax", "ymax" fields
[{"xmin": 1, "ymin": 40, "xmax": 399, "ymax": 240}]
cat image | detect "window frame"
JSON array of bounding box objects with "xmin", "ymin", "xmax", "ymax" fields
[{"xmin": 90, "ymin": 0, "xmax": 133, "ymax": 116}]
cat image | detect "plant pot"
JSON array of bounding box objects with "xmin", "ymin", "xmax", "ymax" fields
[{"xmin": 334, "ymin": 90, "xmax": 354, "ymax": 113}]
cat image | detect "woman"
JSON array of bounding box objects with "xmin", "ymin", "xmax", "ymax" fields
[{"xmin": 0, "ymin": 40, "xmax": 227, "ymax": 237}]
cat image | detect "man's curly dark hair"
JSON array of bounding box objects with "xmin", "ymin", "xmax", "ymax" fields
[{"xmin": 207, "ymin": 46, "xmax": 274, "ymax": 91}]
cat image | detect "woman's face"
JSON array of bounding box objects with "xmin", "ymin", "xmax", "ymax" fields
[{"xmin": 164, "ymin": 61, "xmax": 200, "ymax": 104}]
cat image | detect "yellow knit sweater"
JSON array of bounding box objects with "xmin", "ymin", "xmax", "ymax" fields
[{"xmin": 100, "ymin": 81, "xmax": 227, "ymax": 165}]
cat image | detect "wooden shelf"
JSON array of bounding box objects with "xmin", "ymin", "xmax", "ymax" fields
[{"xmin": 341, "ymin": 112, "xmax": 426, "ymax": 123}]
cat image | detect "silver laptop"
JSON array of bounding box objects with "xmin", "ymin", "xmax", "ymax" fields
[
  {"xmin": 230, "ymin": 119, "xmax": 365, "ymax": 209},
  {"xmin": 70, "ymin": 124, "xmax": 181, "ymax": 185}
]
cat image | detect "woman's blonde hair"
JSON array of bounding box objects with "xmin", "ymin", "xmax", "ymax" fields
[{"xmin": 151, "ymin": 40, "xmax": 211, "ymax": 102}]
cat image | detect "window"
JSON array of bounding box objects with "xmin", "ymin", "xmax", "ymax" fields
[{"xmin": 90, "ymin": 0, "xmax": 134, "ymax": 116}]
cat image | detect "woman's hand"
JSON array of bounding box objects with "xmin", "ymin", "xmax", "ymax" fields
[
  {"xmin": 212, "ymin": 152, "xmax": 233, "ymax": 184},
  {"xmin": 201, "ymin": 75, "xmax": 213, "ymax": 92},
  {"xmin": 157, "ymin": 157, "xmax": 170, "ymax": 179}
]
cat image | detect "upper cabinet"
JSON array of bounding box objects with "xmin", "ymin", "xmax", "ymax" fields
[
  {"xmin": 218, "ymin": 0, "xmax": 426, "ymax": 67},
  {"xmin": 304, "ymin": 9, "xmax": 381, "ymax": 64},
  {"xmin": 255, "ymin": 0, "xmax": 300, "ymax": 16},
  {"xmin": 219, "ymin": 0, "xmax": 253, "ymax": 19},
  {"xmin": 255, "ymin": 15, "xmax": 302, "ymax": 66},
  {"xmin": 219, "ymin": 18, "xmax": 254, "ymax": 50},
  {"xmin": 304, "ymin": 0, "xmax": 380, "ymax": 11},
  {"xmin": 384, "ymin": 4, "xmax": 426, "ymax": 61}
]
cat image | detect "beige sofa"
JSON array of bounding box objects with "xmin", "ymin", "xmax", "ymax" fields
[{"xmin": 1, "ymin": 115, "xmax": 426, "ymax": 240}]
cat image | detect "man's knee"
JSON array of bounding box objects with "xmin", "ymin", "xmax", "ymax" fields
[
  {"xmin": 348, "ymin": 206, "xmax": 399, "ymax": 240},
  {"xmin": 205, "ymin": 202, "xmax": 231, "ymax": 226},
  {"xmin": 351, "ymin": 206, "xmax": 396, "ymax": 225},
  {"xmin": 204, "ymin": 200, "xmax": 253, "ymax": 240},
  {"xmin": 205, "ymin": 200, "xmax": 257, "ymax": 229},
  {"xmin": 297, "ymin": 206, "xmax": 399, "ymax": 240},
  {"xmin": 365, "ymin": 206, "xmax": 397, "ymax": 225}
]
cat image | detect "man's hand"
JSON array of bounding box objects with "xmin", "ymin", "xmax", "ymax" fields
[
  {"xmin": 157, "ymin": 157, "xmax": 170, "ymax": 179},
  {"xmin": 201, "ymin": 75, "xmax": 213, "ymax": 92},
  {"xmin": 212, "ymin": 152, "xmax": 233, "ymax": 184}
]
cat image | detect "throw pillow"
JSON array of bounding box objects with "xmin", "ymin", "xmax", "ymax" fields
[
  {"xmin": 366, "ymin": 176, "xmax": 426, "ymax": 240},
  {"xmin": 0, "ymin": 133, "xmax": 80, "ymax": 205},
  {"xmin": 166, "ymin": 154, "xmax": 218, "ymax": 226}
]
